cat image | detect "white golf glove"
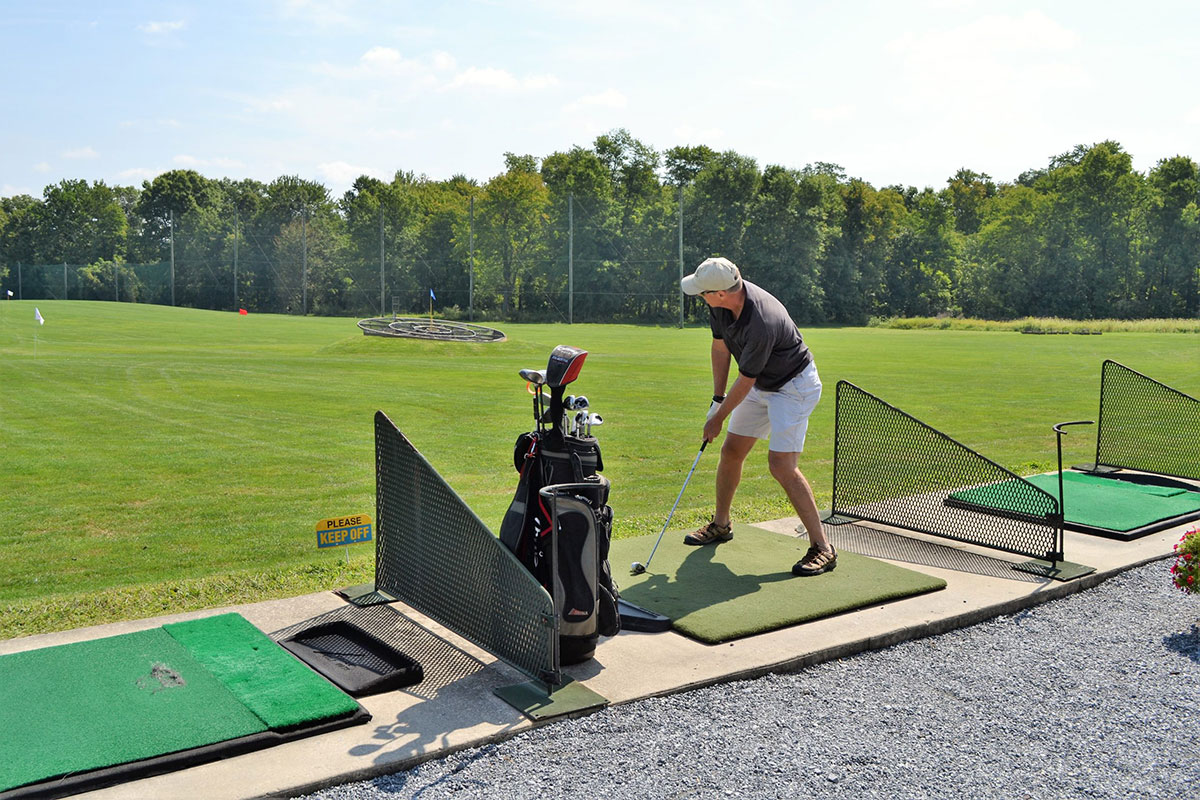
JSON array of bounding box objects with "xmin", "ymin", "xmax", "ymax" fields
[{"xmin": 707, "ymin": 395, "xmax": 725, "ymax": 421}]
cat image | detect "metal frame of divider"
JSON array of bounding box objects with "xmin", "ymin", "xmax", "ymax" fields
[
  {"xmin": 827, "ymin": 381, "xmax": 1063, "ymax": 563},
  {"xmin": 373, "ymin": 411, "xmax": 561, "ymax": 687}
]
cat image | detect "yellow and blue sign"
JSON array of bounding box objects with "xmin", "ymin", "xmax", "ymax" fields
[{"xmin": 316, "ymin": 514, "xmax": 373, "ymax": 548}]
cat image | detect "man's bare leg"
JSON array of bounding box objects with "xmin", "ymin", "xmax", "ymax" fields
[
  {"xmin": 713, "ymin": 432, "xmax": 757, "ymax": 527},
  {"xmin": 767, "ymin": 450, "xmax": 830, "ymax": 550}
]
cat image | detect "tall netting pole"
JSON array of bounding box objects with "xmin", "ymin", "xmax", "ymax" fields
[
  {"xmin": 379, "ymin": 205, "xmax": 385, "ymax": 316},
  {"xmin": 233, "ymin": 208, "xmax": 239, "ymax": 310},
  {"xmin": 677, "ymin": 185, "xmax": 684, "ymax": 328},
  {"xmin": 568, "ymin": 193, "xmax": 574, "ymax": 325},
  {"xmin": 169, "ymin": 209, "xmax": 176, "ymax": 307},
  {"xmin": 469, "ymin": 195, "xmax": 475, "ymax": 322}
]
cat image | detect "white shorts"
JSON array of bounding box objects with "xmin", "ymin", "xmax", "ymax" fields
[{"xmin": 727, "ymin": 364, "xmax": 822, "ymax": 453}]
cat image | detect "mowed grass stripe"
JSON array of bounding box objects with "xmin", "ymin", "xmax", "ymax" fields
[{"xmin": 1, "ymin": 301, "xmax": 1197, "ymax": 634}]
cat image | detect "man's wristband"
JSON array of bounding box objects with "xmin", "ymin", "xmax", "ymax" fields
[{"xmin": 712, "ymin": 394, "xmax": 726, "ymax": 403}]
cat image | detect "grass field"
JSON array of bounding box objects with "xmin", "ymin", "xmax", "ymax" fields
[{"xmin": 2, "ymin": 300, "xmax": 1197, "ymax": 638}]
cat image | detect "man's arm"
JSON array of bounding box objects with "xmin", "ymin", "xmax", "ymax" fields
[{"xmin": 711, "ymin": 337, "xmax": 732, "ymax": 398}]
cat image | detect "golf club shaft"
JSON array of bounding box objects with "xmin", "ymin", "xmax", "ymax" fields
[{"xmin": 641, "ymin": 440, "xmax": 708, "ymax": 570}]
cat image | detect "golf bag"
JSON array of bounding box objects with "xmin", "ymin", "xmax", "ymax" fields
[{"xmin": 499, "ymin": 346, "xmax": 620, "ymax": 665}]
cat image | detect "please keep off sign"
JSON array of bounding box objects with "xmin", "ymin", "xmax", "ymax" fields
[{"xmin": 316, "ymin": 514, "xmax": 373, "ymax": 548}]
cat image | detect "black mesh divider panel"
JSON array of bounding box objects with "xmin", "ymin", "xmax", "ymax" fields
[
  {"xmin": 1095, "ymin": 360, "xmax": 1200, "ymax": 481},
  {"xmin": 829, "ymin": 382, "xmax": 1060, "ymax": 560},
  {"xmin": 374, "ymin": 411, "xmax": 558, "ymax": 685}
]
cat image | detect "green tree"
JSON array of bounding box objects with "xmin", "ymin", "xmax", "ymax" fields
[
  {"xmin": 340, "ymin": 173, "xmax": 422, "ymax": 315},
  {"xmin": 0, "ymin": 195, "xmax": 40, "ymax": 282},
  {"xmin": 34, "ymin": 179, "xmax": 128, "ymax": 266},
  {"xmin": 1041, "ymin": 142, "xmax": 1144, "ymax": 317},
  {"xmin": 742, "ymin": 165, "xmax": 831, "ymax": 322},
  {"xmin": 883, "ymin": 188, "xmax": 958, "ymax": 317},
  {"xmin": 819, "ymin": 180, "xmax": 900, "ymax": 323},
  {"xmin": 964, "ymin": 184, "xmax": 1047, "ymax": 319},
  {"xmin": 684, "ymin": 150, "xmax": 761, "ymax": 275},
  {"xmin": 944, "ymin": 168, "xmax": 996, "ymax": 235},
  {"xmin": 541, "ymin": 145, "xmax": 618, "ymax": 319},
  {"xmin": 664, "ymin": 144, "xmax": 717, "ymax": 186},
  {"xmin": 1143, "ymin": 155, "xmax": 1200, "ymax": 316},
  {"xmin": 416, "ymin": 176, "xmax": 475, "ymax": 315},
  {"xmin": 475, "ymin": 164, "xmax": 550, "ymax": 318}
]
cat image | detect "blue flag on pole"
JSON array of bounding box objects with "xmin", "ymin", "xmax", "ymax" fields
[{"xmin": 429, "ymin": 289, "xmax": 435, "ymax": 300}]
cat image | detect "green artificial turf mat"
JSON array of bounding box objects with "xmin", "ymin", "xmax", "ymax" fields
[
  {"xmin": 609, "ymin": 524, "xmax": 946, "ymax": 643},
  {"xmin": 163, "ymin": 613, "xmax": 360, "ymax": 729},
  {"xmin": 949, "ymin": 471, "xmax": 1200, "ymax": 532},
  {"xmin": 0, "ymin": 613, "xmax": 364, "ymax": 795},
  {"xmin": 0, "ymin": 627, "xmax": 266, "ymax": 793}
]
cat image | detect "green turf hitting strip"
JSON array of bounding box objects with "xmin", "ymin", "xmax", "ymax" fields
[
  {"xmin": 609, "ymin": 524, "xmax": 946, "ymax": 643},
  {"xmin": 949, "ymin": 471, "xmax": 1200, "ymax": 533}
]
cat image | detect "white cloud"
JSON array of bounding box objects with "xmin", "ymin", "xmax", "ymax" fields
[
  {"xmin": 243, "ymin": 94, "xmax": 296, "ymax": 113},
  {"xmin": 120, "ymin": 118, "xmax": 183, "ymax": 129},
  {"xmin": 62, "ymin": 146, "xmax": 98, "ymax": 159},
  {"xmin": 811, "ymin": 105, "xmax": 855, "ymax": 123},
  {"xmin": 118, "ymin": 167, "xmax": 162, "ymax": 182},
  {"xmin": 563, "ymin": 89, "xmax": 627, "ymax": 114},
  {"xmin": 275, "ymin": 0, "xmax": 357, "ymax": 28},
  {"xmin": 888, "ymin": 10, "xmax": 1079, "ymax": 57},
  {"xmin": 33, "ymin": 162, "xmax": 51, "ymax": 173},
  {"xmin": 883, "ymin": 9, "xmax": 1087, "ymax": 116},
  {"xmin": 318, "ymin": 160, "xmax": 388, "ymax": 188},
  {"xmin": 137, "ymin": 20, "xmax": 185, "ymax": 35},
  {"xmin": 446, "ymin": 67, "xmax": 559, "ymax": 92},
  {"xmin": 1186, "ymin": 106, "xmax": 1200, "ymax": 125},
  {"xmin": 673, "ymin": 124, "xmax": 724, "ymax": 144},
  {"xmin": 172, "ymin": 155, "xmax": 246, "ymax": 170}
]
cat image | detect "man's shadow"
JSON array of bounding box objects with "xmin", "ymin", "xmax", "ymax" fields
[{"xmin": 619, "ymin": 543, "xmax": 793, "ymax": 620}]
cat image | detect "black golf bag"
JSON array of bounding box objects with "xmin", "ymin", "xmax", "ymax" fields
[{"xmin": 499, "ymin": 346, "xmax": 620, "ymax": 665}]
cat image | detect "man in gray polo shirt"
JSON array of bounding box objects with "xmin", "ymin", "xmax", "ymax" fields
[{"xmin": 679, "ymin": 256, "xmax": 835, "ymax": 576}]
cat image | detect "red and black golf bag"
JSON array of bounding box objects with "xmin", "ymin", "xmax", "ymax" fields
[{"xmin": 499, "ymin": 345, "xmax": 620, "ymax": 664}]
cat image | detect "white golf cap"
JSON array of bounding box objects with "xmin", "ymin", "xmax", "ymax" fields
[{"xmin": 681, "ymin": 257, "xmax": 743, "ymax": 296}]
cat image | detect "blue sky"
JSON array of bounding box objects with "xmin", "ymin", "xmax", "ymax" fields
[{"xmin": 2, "ymin": 0, "xmax": 1197, "ymax": 200}]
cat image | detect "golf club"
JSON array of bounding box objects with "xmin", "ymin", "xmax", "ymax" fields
[
  {"xmin": 520, "ymin": 368, "xmax": 548, "ymax": 432},
  {"xmin": 631, "ymin": 440, "xmax": 708, "ymax": 575}
]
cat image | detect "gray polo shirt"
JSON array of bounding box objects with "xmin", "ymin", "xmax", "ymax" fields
[{"xmin": 709, "ymin": 281, "xmax": 812, "ymax": 392}]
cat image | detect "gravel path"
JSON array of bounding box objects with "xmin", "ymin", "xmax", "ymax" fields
[{"xmin": 301, "ymin": 560, "xmax": 1200, "ymax": 800}]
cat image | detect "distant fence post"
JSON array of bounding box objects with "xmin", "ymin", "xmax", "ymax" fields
[
  {"xmin": 469, "ymin": 196, "xmax": 475, "ymax": 322},
  {"xmin": 568, "ymin": 193, "xmax": 574, "ymax": 324},
  {"xmin": 678, "ymin": 185, "xmax": 684, "ymax": 328}
]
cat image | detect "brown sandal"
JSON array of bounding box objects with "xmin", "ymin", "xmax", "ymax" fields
[
  {"xmin": 792, "ymin": 544, "xmax": 837, "ymax": 576},
  {"xmin": 684, "ymin": 519, "xmax": 733, "ymax": 546}
]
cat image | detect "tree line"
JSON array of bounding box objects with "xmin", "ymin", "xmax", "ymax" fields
[{"xmin": 1, "ymin": 131, "xmax": 1196, "ymax": 323}]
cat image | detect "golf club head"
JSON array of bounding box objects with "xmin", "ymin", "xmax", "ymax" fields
[
  {"xmin": 630, "ymin": 561, "xmax": 646, "ymax": 575},
  {"xmin": 519, "ymin": 368, "xmax": 547, "ymax": 385}
]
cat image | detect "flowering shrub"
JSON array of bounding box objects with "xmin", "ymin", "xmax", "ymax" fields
[{"xmin": 1170, "ymin": 526, "xmax": 1200, "ymax": 594}]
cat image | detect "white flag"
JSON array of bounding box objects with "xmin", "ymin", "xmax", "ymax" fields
[{"xmin": 34, "ymin": 307, "xmax": 44, "ymax": 325}]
